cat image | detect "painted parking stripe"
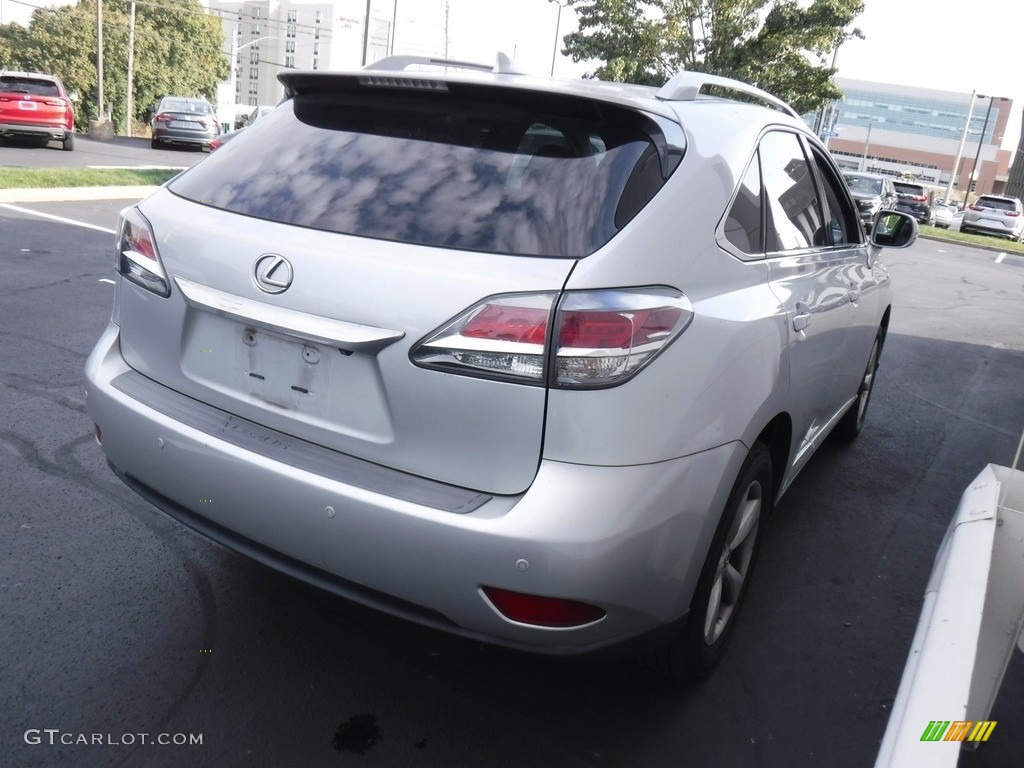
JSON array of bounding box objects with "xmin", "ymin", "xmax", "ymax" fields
[
  {"xmin": 995, "ymin": 253, "xmax": 1006, "ymax": 263},
  {"xmin": 0, "ymin": 204, "xmax": 116, "ymax": 234}
]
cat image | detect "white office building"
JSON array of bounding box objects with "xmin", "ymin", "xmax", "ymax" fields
[{"xmin": 204, "ymin": 0, "xmax": 427, "ymax": 109}]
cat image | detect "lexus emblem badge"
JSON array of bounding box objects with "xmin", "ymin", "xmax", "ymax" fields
[{"xmin": 253, "ymin": 254, "xmax": 293, "ymax": 294}]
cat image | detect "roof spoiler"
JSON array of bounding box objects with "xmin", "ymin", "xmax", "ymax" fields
[
  {"xmin": 657, "ymin": 71, "xmax": 800, "ymax": 120},
  {"xmin": 364, "ymin": 52, "xmax": 525, "ymax": 76}
]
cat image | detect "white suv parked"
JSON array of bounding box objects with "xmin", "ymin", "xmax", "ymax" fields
[
  {"xmin": 961, "ymin": 194, "xmax": 1024, "ymax": 241},
  {"xmin": 85, "ymin": 57, "xmax": 918, "ymax": 681}
]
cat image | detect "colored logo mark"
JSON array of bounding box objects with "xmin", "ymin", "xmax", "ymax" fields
[{"xmin": 920, "ymin": 720, "xmax": 996, "ymax": 743}]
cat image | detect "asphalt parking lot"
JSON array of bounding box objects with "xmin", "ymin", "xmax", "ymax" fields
[{"xmin": 1, "ymin": 196, "xmax": 1022, "ymax": 767}]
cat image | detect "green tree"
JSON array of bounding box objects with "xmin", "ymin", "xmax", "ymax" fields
[
  {"xmin": 2, "ymin": 0, "xmax": 228, "ymax": 133},
  {"xmin": 563, "ymin": 0, "xmax": 864, "ymax": 115}
]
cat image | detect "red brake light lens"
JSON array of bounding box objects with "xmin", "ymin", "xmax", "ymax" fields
[
  {"xmin": 116, "ymin": 207, "xmax": 170, "ymax": 297},
  {"xmin": 461, "ymin": 304, "xmax": 549, "ymax": 345},
  {"xmin": 154, "ymin": 113, "xmax": 172, "ymax": 123},
  {"xmin": 1005, "ymin": 210, "xmax": 1020, "ymax": 217},
  {"xmin": 411, "ymin": 288, "xmax": 693, "ymax": 388},
  {"xmin": 969, "ymin": 204, "xmax": 983, "ymax": 211},
  {"xmin": 482, "ymin": 587, "xmax": 605, "ymax": 628}
]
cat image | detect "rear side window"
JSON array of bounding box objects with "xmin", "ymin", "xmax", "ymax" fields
[
  {"xmin": 759, "ymin": 131, "xmax": 823, "ymax": 252},
  {"xmin": 169, "ymin": 83, "xmax": 679, "ymax": 257}
]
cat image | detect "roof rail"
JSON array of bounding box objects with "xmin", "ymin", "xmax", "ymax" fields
[
  {"xmin": 656, "ymin": 71, "xmax": 800, "ymax": 120},
  {"xmin": 365, "ymin": 52, "xmax": 525, "ymax": 76}
]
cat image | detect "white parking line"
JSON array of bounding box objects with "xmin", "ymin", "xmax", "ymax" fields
[
  {"xmin": 0, "ymin": 204, "xmax": 116, "ymax": 234},
  {"xmin": 995, "ymin": 252, "xmax": 1006, "ymax": 263}
]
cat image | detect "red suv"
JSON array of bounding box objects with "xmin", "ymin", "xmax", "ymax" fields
[{"xmin": 0, "ymin": 71, "xmax": 76, "ymax": 151}]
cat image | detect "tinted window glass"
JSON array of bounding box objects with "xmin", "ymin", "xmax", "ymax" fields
[
  {"xmin": 759, "ymin": 132, "xmax": 823, "ymax": 252},
  {"xmin": 811, "ymin": 146, "xmax": 858, "ymax": 245},
  {"xmin": 976, "ymin": 196, "xmax": 1017, "ymax": 212},
  {"xmin": 0, "ymin": 76, "xmax": 60, "ymax": 97},
  {"xmin": 170, "ymin": 85, "xmax": 675, "ymax": 258},
  {"xmin": 723, "ymin": 155, "xmax": 763, "ymax": 254},
  {"xmin": 843, "ymin": 174, "xmax": 883, "ymax": 195}
]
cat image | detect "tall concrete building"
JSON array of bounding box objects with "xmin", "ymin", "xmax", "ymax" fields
[
  {"xmin": 205, "ymin": 0, "xmax": 414, "ymax": 110},
  {"xmin": 818, "ymin": 78, "xmax": 1014, "ymax": 199}
]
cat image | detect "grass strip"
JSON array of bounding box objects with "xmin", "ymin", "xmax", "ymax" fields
[
  {"xmin": 0, "ymin": 167, "xmax": 181, "ymax": 189},
  {"xmin": 918, "ymin": 224, "xmax": 1024, "ymax": 254}
]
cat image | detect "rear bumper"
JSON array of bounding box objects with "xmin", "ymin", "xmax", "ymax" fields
[
  {"xmin": 85, "ymin": 322, "xmax": 744, "ymax": 656},
  {"xmin": 0, "ymin": 122, "xmax": 70, "ymax": 140},
  {"xmin": 152, "ymin": 128, "xmax": 217, "ymax": 146},
  {"xmin": 962, "ymin": 217, "xmax": 1022, "ymax": 239}
]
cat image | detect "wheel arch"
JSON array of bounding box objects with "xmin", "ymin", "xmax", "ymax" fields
[{"xmin": 753, "ymin": 413, "xmax": 791, "ymax": 508}]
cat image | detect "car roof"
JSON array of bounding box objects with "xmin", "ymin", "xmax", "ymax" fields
[{"xmin": 0, "ymin": 71, "xmax": 60, "ymax": 83}]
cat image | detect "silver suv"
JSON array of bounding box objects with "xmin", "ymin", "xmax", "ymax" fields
[
  {"xmin": 85, "ymin": 57, "xmax": 917, "ymax": 681},
  {"xmin": 961, "ymin": 194, "xmax": 1024, "ymax": 241}
]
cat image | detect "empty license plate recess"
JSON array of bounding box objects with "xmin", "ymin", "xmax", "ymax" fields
[
  {"xmin": 180, "ymin": 311, "xmax": 394, "ymax": 441},
  {"xmin": 240, "ymin": 326, "xmax": 323, "ymax": 408}
]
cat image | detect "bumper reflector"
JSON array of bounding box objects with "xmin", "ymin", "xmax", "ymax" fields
[{"xmin": 482, "ymin": 586, "xmax": 605, "ymax": 627}]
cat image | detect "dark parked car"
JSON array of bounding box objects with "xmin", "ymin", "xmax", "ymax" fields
[
  {"xmin": 0, "ymin": 70, "xmax": 76, "ymax": 151},
  {"xmin": 892, "ymin": 181, "xmax": 931, "ymax": 225},
  {"xmin": 150, "ymin": 96, "xmax": 219, "ymax": 150},
  {"xmin": 842, "ymin": 172, "xmax": 897, "ymax": 230}
]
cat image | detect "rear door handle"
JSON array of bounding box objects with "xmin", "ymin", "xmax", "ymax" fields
[
  {"xmin": 793, "ymin": 304, "xmax": 811, "ymax": 332},
  {"xmin": 848, "ymin": 286, "xmax": 861, "ymax": 303}
]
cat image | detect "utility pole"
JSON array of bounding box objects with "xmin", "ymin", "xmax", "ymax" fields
[
  {"xmin": 860, "ymin": 123, "xmax": 872, "ymax": 172},
  {"xmin": 96, "ymin": 0, "xmax": 104, "ymax": 120},
  {"xmin": 125, "ymin": 1, "xmax": 135, "ymax": 136},
  {"xmin": 361, "ymin": 0, "xmax": 371, "ymax": 65},
  {"xmin": 944, "ymin": 90, "xmax": 976, "ymax": 204}
]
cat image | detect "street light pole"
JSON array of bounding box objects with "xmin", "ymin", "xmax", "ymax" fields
[
  {"xmin": 965, "ymin": 95, "xmax": 1006, "ymax": 204},
  {"xmin": 228, "ymin": 32, "xmax": 278, "ymax": 127},
  {"xmin": 944, "ymin": 90, "xmax": 976, "ymax": 204},
  {"xmin": 860, "ymin": 123, "xmax": 872, "ymax": 172},
  {"xmin": 548, "ymin": 0, "xmax": 565, "ymax": 77}
]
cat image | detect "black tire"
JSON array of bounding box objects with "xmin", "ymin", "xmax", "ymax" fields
[
  {"xmin": 835, "ymin": 329, "xmax": 883, "ymax": 441},
  {"xmin": 62, "ymin": 133, "xmax": 74, "ymax": 151},
  {"xmin": 640, "ymin": 442, "xmax": 772, "ymax": 682},
  {"xmin": 150, "ymin": 137, "xmax": 159, "ymax": 149}
]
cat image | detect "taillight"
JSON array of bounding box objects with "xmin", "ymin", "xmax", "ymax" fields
[
  {"xmin": 482, "ymin": 587, "xmax": 605, "ymax": 627},
  {"xmin": 1005, "ymin": 211, "xmax": 1020, "ymax": 217},
  {"xmin": 116, "ymin": 207, "xmax": 170, "ymax": 297},
  {"xmin": 912, "ymin": 195, "xmax": 927, "ymax": 202},
  {"xmin": 969, "ymin": 204, "xmax": 983, "ymax": 212},
  {"xmin": 410, "ymin": 288, "xmax": 693, "ymax": 388},
  {"xmin": 412, "ymin": 293, "xmax": 556, "ymax": 383},
  {"xmin": 154, "ymin": 113, "xmax": 173, "ymax": 123}
]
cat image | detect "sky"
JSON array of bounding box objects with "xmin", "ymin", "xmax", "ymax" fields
[{"xmin": 2, "ymin": 0, "xmax": 1022, "ymax": 148}]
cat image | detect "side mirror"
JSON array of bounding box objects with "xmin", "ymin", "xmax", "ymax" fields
[{"xmin": 870, "ymin": 211, "xmax": 918, "ymax": 249}]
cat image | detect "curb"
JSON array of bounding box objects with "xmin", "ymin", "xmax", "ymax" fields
[{"xmin": 0, "ymin": 186, "xmax": 159, "ymax": 204}]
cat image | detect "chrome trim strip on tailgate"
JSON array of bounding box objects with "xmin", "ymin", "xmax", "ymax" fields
[
  {"xmin": 174, "ymin": 275, "xmax": 405, "ymax": 352},
  {"xmin": 110, "ymin": 370, "xmax": 492, "ymax": 514}
]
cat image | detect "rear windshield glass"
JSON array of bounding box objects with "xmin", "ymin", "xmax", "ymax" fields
[
  {"xmin": 161, "ymin": 99, "xmax": 213, "ymax": 114},
  {"xmin": 0, "ymin": 76, "xmax": 59, "ymax": 97},
  {"xmin": 169, "ymin": 82, "xmax": 677, "ymax": 257},
  {"xmin": 976, "ymin": 197, "xmax": 1017, "ymax": 212},
  {"xmin": 844, "ymin": 175, "xmax": 882, "ymax": 194},
  {"xmin": 893, "ymin": 183, "xmax": 924, "ymax": 195}
]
